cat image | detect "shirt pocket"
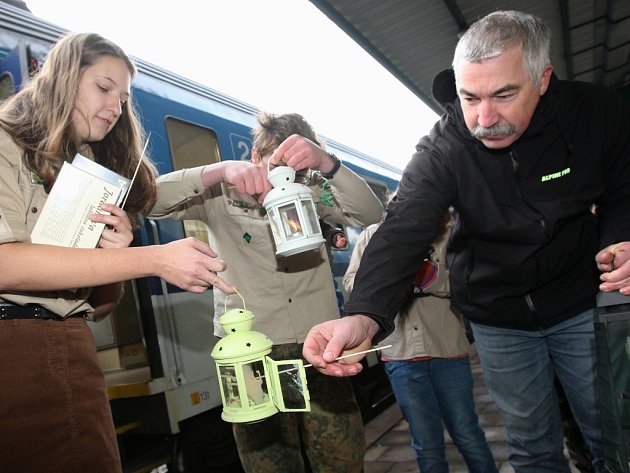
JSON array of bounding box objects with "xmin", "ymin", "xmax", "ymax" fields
[
  {"xmin": 222, "ymin": 193, "xmax": 275, "ymax": 251},
  {"xmin": 26, "ymin": 186, "xmax": 47, "ymax": 235}
]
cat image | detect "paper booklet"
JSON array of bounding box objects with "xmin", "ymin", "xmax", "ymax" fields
[{"xmin": 30, "ymin": 154, "xmax": 130, "ymax": 248}]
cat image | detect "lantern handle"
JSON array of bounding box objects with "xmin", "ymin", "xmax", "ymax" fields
[
  {"xmin": 266, "ymin": 157, "xmax": 289, "ymax": 178},
  {"xmin": 224, "ymin": 288, "xmax": 247, "ymax": 314}
]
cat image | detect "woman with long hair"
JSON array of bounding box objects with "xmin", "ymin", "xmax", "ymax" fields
[{"xmin": 0, "ymin": 32, "xmax": 232, "ymax": 472}]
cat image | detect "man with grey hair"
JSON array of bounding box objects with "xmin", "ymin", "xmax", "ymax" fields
[{"xmin": 302, "ymin": 10, "xmax": 630, "ymax": 473}]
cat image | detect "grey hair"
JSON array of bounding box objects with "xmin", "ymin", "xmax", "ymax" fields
[{"xmin": 452, "ymin": 10, "xmax": 550, "ymax": 87}]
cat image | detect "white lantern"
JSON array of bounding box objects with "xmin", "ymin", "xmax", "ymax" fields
[
  {"xmin": 262, "ymin": 164, "xmax": 325, "ymax": 257},
  {"xmin": 211, "ymin": 295, "xmax": 310, "ymax": 423}
]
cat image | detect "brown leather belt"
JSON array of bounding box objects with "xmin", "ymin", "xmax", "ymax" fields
[{"xmin": 0, "ymin": 304, "xmax": 76, "ymax": 321}]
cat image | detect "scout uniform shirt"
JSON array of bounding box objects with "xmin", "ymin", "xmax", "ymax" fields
[
  {"xmin": 344, "ymin": 222, "xmax": 469, "ymax": 360},
  {"xmin": 0, "ymin": 129, "xmax": 93, "ymax": 318},
  {"xmin": 150, "ymin": 163, "xmax": 383, "ymax": 344}
]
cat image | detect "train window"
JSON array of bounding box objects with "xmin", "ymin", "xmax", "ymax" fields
[
  {"xmin": 89, "ymin": 279, "xmax": 147, "ymax": 370},
  {"xmin": 166, "ymin": 117, "xmax": 221, "ymax": 169},
  {"xmin": 0, "ymin": 73, "xmax": 14, "ymax": 99},
  {"xmin": 363, "ymin": 178, "xmax": 391, "ymax": 207},
  {"xmin": 165, "ymin": 117, "xmax": 221, "ymax": 244},
  {"xmin": 183, "ymin": 220, "xmax": 210, "ymax": 245}
]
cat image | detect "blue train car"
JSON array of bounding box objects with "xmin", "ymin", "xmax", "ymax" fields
[{"xmin": 0, "ymin": 2, "xmax": 401, "ymax": 471}]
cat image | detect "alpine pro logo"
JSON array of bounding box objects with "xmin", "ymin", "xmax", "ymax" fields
[{"xmin": 541, "ymin": 167, "xmax": 571, "ymax": 182}]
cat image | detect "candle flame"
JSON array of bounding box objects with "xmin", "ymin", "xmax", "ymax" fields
[{"xmin": 287, "ymin": 218, "xmax": 302, "ymax": 233}]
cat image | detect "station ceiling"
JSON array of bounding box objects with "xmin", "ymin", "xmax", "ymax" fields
[{"xmin": 309, "ymin": 0, "xmax": 630, "ymax": 114}]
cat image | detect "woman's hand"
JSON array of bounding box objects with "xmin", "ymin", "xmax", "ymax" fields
[
  {"xmin": 89, "ymin": 203, "xmax": 134, "ymax": 248},
  {"xmin": 156, "ymin": 238, "xmax": 235, "ymax": 294}
]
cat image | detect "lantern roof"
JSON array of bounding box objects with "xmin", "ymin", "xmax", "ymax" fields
[{"xmin": 211, "ymin": 308, "xmax": 273, "ymax": 360}]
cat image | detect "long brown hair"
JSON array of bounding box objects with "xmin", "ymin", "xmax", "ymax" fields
[{"xmin": 0, "ymin": 32, "xmax": 157, "ymax": 227}]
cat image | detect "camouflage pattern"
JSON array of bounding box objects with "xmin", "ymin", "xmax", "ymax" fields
[{"xmin": 233, "ymin": 343, "xmax": 365, "ymax": 473}]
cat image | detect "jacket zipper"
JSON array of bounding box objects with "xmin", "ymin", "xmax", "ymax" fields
[
  {"xmin": 525, "ymin": 294, "xmax": 536, "ymax": 312},
  {"xmin": 509, "ymin": 150, "xmax": 548, "ymax": 236},
  {"xmin": 510, "ymin": 150, "xmax": 544, "ymax": 323}
]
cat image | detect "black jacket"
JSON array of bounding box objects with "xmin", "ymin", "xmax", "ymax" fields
[{"xmin": 344, "ymin": 72, "xmax": 630, "ymax": 337}]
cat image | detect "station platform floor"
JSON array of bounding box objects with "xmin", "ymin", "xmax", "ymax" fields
[{"xmin": 362, "ymin": 345, "xmax": 585, "ymax": 473}]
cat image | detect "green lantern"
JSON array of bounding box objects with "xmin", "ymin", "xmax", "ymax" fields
[{"xmin": 211, "ymin": 294, "xmax": 310, "ymax": 423}]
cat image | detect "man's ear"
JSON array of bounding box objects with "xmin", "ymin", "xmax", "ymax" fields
[
  {"xmin": 539, "ymin": 64, "xmax": 554, "ymax": 95},
  {"xmin": 251, "ymin": 147, "xmax": 260, "ymax": 164}
]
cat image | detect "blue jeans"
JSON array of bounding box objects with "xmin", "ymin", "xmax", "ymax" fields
[
  {"xmin": 470, "ymin": 309, "xmax": 604, "ymax": 473},
  {"xmin": 384, "ymin": 357, "xmax": 498, "ymax": 473}
]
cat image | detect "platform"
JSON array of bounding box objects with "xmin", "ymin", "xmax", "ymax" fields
[{"xmin": 362, "ymin": 345, "xmax": 585, "ymax": 473}]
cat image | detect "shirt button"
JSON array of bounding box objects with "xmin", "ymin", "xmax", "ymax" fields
[
  {"xmin": 31, "ymin": 207, "xmax": 38, "ymax": 213},
  {"xmin": 288, "ymin": 298, "xmax": 292, "ymax": 303}
]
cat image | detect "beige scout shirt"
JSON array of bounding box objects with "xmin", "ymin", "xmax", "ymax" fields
[
  {"xmin": 150, "ymin": 164, "xmax": 384, "ymax": 344},
  {"xmin": 0, "ymin": 129, "xmax": 93, "ymax": 317},
  {"xmin": 343, "ymin": 223, "xmax": 469, "ymax": 360}
]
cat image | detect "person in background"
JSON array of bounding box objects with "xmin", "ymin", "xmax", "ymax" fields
[
  {"xmin": 320, "ymin": 218, "xmax": 348, "ymax": 309},
  {"xmin": 0, "ymin": 32, "xmax": 232, "ymax": 473},
  {"xmin": 302, "ymin": 10, "xmax": 630, "ymax": 473},
  {"xmin": 344, "ymin": 212, "xmax": 498, "ymax": 473},
  {"xmin": 148, "ymin": 111, "xmax": 384, "ymax": 473},
  {"xmin": 321, "ymin": 219, "xmax": 348, "ymax": 251}
]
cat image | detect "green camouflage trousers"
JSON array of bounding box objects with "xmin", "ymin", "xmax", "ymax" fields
[{"xmin": 233, "ymin": 343, "xmax": 365, "ymax": 473}]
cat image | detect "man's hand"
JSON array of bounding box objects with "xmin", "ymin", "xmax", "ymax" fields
[
  {"xmin": 269, "ymin": 134, "xmax": 333, "ymax": 173},
  {"xmin": 302, "ymin": 315, "xmax": 379, "ymax": 377},
  {"xmin": 597, "ymin": 241, "xmax": 630, "ymax": 294},
  {"xmin": 222, "ymin": 160, "xmax": 271, "ymax": 197}
]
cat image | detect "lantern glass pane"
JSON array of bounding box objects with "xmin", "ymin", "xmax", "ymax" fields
[
  {"xmin": 219, "ymin": 364, "xmax": 242, "ymax": 407},
  {"xmin": 267, "ymin": 206, "xmax": 282, "ymax": 244},
  {"xmin": 277, "ymin": 362, "xmax": 307, "ymax": 409},
  {"xmin": 279, "ymin": 203, "xmax": 304, "ymax": 240},
  {"xmin": 302, "ymin": 199, "xmax": 320, "ymax": 236},
  {"xmin": 243, "ymin": 360, "xmax": 270, "ymax": 406}
]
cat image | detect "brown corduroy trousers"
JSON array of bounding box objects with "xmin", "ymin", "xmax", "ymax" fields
[{"xmin": 0, "ymin": 316, "xmax": 121, "ymax": 473}]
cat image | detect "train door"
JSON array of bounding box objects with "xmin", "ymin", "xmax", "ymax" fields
[
  {"xmin": 161, "ymin": 116, "xmax": 247, "ymax": 472},
  {"xmin": 165, "ymin": 116, "xmax": 222, "ymax": 244},
  {"xmin": 330, "ymin": 176, "xmax": 395, "ymax": 423},
  {"xmin": 97, "ymin": 116, "xmax": 249, "ymax": 472},
  {"xmin": 330, "ymin": 176, "xmax": 390, "ymax": 302}
]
